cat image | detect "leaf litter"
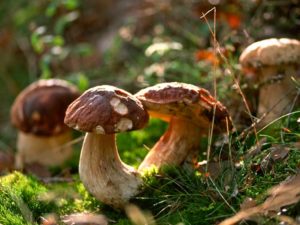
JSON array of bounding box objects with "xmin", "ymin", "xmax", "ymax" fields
[{"xmin": 219, "ymin": 173, "xmax": 300, "ymax": 225}]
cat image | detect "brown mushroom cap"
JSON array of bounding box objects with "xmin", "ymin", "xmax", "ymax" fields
[
  {"xmin": 64, "ymin": 85, "xmax": 149, "ymax": 134},
  {"xmin": 239, "ymin": 38, "xmax": 300, "ymax": 68},
  {"xmin": 11, "ymin": 79, "xmax": 80, "ymax": 136},
  {"xmin": 135, "ymin": 82, "xmax": 232, "ymax": 133}
]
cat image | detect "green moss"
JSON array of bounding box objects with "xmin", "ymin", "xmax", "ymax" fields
[
  {"xmin": 0, "ymin": 115, "xmax": 299, "ymax": 225},
  {"xmin": 0, "ymin": 172, "xmax": 53, "ymax": 224},
  {"xmin": 117, "ymin": 118, "xmax": 168, "ymax": 167}
]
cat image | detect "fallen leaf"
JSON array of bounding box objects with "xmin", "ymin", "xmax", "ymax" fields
[
  {"xmin": 196, "ymin": 160, "xmax": 232, "ymax": 179},
  {"xmin": 61, "ymin": 212, "xmax": 109, "ymax": 225},
  {"xmin": 245, "ymin": 137, "xmax": 267, "ymax": 158},
  {"xmin": 240, "ymin": 197, "xmax": 257, "ymax": 210},
  {"xmin": 264, "ymin": 174, "xmax": 300, "ymax": 211},
  {"xmin": 219, "ymin": 173, "xmax": 300, "ymax": 225},
  {"xmin": 194, "ymin": 49, "xmax": 219, "ymax": 65},
  {"xmin": 257, "ymin": 144, "xmax": 290, "ymax": 173},
  {"xmin": 269, "ymin": 145, "xmax": 290, "ymax": 162}
]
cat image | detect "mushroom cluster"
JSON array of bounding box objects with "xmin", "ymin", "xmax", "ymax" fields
[
  {"xmin": 11, "ymin": 79, "xmax": 80, "ymax": 169},
  {"xmin": 135, "ymin": 82, "xmax": 232, "ymax": 172},
  {"xmin": 240, "ymin": 38, "xmax": 300, "ymax": 126},
  {"xmin": 63, "ymin": 82, "xmax": 232, "ymax": 208}
]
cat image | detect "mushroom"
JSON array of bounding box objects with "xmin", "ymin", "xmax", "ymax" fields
[
  {"xmin": 64, "ymin": 85, "xmax": 149, "ymax": 208},
  {"xmin": 135, "ymin": 82, "xmax": 232, "ymax": 172},
  {"xmin": 239, "ymin": 38, "xmax": 300, "ymax": 126},
  {"xmin": 10, "ymin": 79, "xmax": 80, "ymax": 168}
]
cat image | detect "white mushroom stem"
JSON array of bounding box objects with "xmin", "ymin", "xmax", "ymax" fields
[
  {"xmin": 79, "ymin": 132, "xmax": 142, "ymax": 209},
  {"xmin": 257, "ymin": 65, "xmax": 298, "ymax": 126},
  {"xmin": 138, "ymin": 117, "xmax": 202, "ymax": 172},
  {"xmin": 15, "ymin": 131, "xmax": 73, "ymax": 169}
]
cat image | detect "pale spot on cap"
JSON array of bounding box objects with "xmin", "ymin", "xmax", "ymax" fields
[
  {"xmin": 110, "ymin": 97, "xmax": 121, "ymax": 107},
  {"xmin": 110, "ymin": 97, "xmax": 128, "ymax": 115},
  {"xmin": 115, "ymin": 118, "xmax": 133, "ymax": 132},
  {"xmin": 94, "ymin": 125, "xmax": 105, "ymax": 134}
]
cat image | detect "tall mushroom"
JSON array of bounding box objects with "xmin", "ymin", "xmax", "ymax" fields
[
  {"xmin": 135, "ymin": 82, "xmax": 232, "ymax": 172},
  {"xmin": 10, "ymin": 79, "xmax": 80, "ymax": 168},
  {"xmin": 64, "ymin": 85, "xmax": 149, "ymax": 209},
  {"xmin": 239, "ymin": 38, "xmax": 300, "ymax": 126}
]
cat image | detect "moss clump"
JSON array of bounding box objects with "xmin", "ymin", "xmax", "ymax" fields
[
  {"xmin": 0, "ymin": 172, "xmax": 131, "ymax": 224},
  {"xmin": 135, "ymin": 166, "xmax": 239, "ymax": 225},
  {"xmin": 0, "ymin": 171, "xmax": 54, "ymax": 225}
]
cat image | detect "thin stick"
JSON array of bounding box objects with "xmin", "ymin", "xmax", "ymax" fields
[
  {"xmin": 201, "ymin": 7, "xmax": 218, "ymax": 172},
  {"xmin": 201, "ymin": 9, "xmax": 259, "ymax": 144},
  {"xmin": 50, "ymin": 135, "xmax": 84, "ymax": 153}
]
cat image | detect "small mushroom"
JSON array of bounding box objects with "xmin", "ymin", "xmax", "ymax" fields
[
  {"xmin": 10, "ymin": 79, "xmax": 80, "ymax": 168},
  {"xmin": 135, "ymin": 82, "xmax": 232, "ymax": 172},
  {"xmin": 64, "ymin": 85, "xmax": 149, "ymax": 208},
  {"xmin": 239, "ymin": 38, "xmax": 300, "ymax": 126}
]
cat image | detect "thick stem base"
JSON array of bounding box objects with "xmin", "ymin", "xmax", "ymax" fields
[
  {"xmin": 79, "ymin": 133, "xmax": 142, "ymax": 209},
  {"xmin": 15, "ymin": 131, "xmax": 73, "ymax": 169},
  {"xmin": 138, "ymin": 117, "xmax": 201, "ymax": 172}
]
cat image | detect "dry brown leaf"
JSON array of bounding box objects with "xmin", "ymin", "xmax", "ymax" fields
[
  {"xmin": 219, "ymin": 173, "xmax": 300, "ymax": 225},
  {"xmin": 260, "ymin": 144, "xmax": 290, "ymax": 172},
  {"xmin": 269, "ymin": 145, "xmax": 290, "ymax": 162},
  {"xmin": 263, "ymin": 174, "xmax": 300, "ymax": 211},
  {"xmin": 245, "ymin": 137, "xmax": 267, "ymax": 158},
  {"xmin": 196, "ymin": 160, "xmax": 232, "ymax": 179},
  {"xmin": 61, "ymin": 212, "xmax": 109, "ymax": 225},
  {"xmin": 240, "ymin": 197, "xmax": 257, "ymax": 210}
]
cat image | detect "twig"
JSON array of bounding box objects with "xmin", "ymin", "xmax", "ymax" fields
[
  {"xmin": 200, "ymin": 7, "xmax": 218, "ymax": 173},
  {"xmin": 201, "ymin": 7, "xmax": 259, "ymax": 144},
  {"xmin": 48, "ymin": 135, "xmax": 84, "ymax": 153}
]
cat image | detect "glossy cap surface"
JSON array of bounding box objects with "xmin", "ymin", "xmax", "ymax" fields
[
  {"xmin": 135, "ymin": 82, "xmax": 232, "ymax": 133},
  {"xmin": 64, "ymin": 85, "xmax": 149, "ymax": 134},
  {"xmin": 11, "ymin": 79, "xmax": 80, "ymax": 136},
  {"xmin": 240, "ymin": 38, "xmax": 300, "ymax": 68}
]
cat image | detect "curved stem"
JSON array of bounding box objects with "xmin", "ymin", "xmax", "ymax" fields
[
  {"xmin": 79, "ymin": 132, "xmax": 142, "ymax": 209},
  {"xmin": 138, "ymin": 117, "xmax": 202, "ymax": 172}
]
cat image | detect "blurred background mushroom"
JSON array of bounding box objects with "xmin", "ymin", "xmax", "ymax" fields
[
  {"xmin": 135, "ymin": 82, "xmax": 233, "ymax": 172},
  {"xmin": 64, "ymin": 85, "xmax": 149, "ymax": 209},
  {"xmin": 10, "ymin": 79, "xmax": 80, "ymax": 169},
  {"xmin": 239, "ymin": 38, "xmax": 300, "ymax": 127}
]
